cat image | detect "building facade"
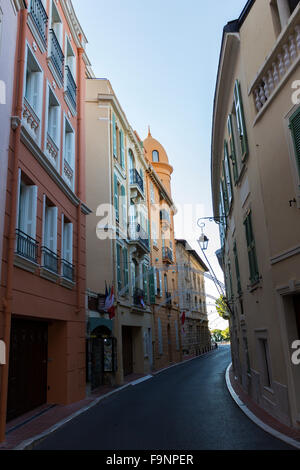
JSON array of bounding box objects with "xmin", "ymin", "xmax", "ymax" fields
[
  {"xmin": 176, "ymin": 239, "xmax": 211, "ymax": 358},
  {"xmin": 212, "ymin": 0, "xmax": 300, "ymax": 429},
  {"xmin": 143, "ymin": 130, "xmax": 182, "ymax": 370},
  {"xmin": 85, "ymin": 79, "xmax": 153, "ymax": 388},
  {"xmin": 0, "ymin": 0, "xmax": 26, "ymax": 288},
  {"xmin": 0, "ymin": 0, "xmax": 91, "ymax": 441}
]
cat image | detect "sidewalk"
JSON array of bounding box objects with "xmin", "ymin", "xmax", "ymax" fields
[
  {"xmin": 0, "ymin": 350, "xmax": 218, "ymax": 450},
  {"xmin": 226, "ymin": 363, "xmax": 300, "ymax": 450}
]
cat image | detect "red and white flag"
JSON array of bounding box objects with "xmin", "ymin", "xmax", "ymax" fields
[{"xmin": 105, "ymin": 285, "xmax": 115, "ymax": 319}]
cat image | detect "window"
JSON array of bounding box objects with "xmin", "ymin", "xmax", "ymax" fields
[
  {"xmin": 259, "ymin": 338, "xmax": 272, "ymax": 388},
  {"xmin": 49, "ymin": 1, "xmax": 64, "ymax": 84},
  {"xmin": 122, "ymin": 247, "xmax": 129, "ymax": 295},
  {"xmin": 46, "ymin": 86, "xmax": 61, "ymax": 168},
  {"xmin": 112, "ymin": 114, "xmax": 125, "ymax": 168},
  {"xmin": 152, "ymin": 221, "xmax": 158, "ymax": 246},
  {"xmin": 16, "ymin": 172, "xmax": 38, "ymax": 263},
  {"xmin": 233, "ymin": 241, "xmax": 242, "ymax": 295},
  {"xmin": 244, "ymin": 211, "xmax": 260, "ymax": 284},
  {"xmin": 234, "ymin": 80, "xmax": 248, "ymax": 161},
  {"xmin": 223, "ymin": 141, "xmax": 233, "ymax": 207},
  {"xmin": 152, "ymin": 150, "xmax": 159, "ymax": 162},
  {"xmin": 288, "ymin": 0, "xmax": 300, "ymax": 14},
  {"xmin": 24, "ymin": 46, "xmax": 43, "ymax": 141},
  {"xmin": 42, "ymin": 197, "xmax": 58, "ymax": 273},
  {"xmin": 150, "ymin": 182, "xmax": 155, "ymax": 204},
  {"xmin": 65, "ymin": 36, "xmax": 77, "ymax": 113},
  {"xmin": 227, "ymin": 115, "xmax": 239, "ymax": 183},
  {"xmin": 63, "ymin": 118, "xmax": 75, "ymax": 189}
]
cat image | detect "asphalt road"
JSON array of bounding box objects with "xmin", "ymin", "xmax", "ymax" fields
[{"xmin": 34, "ymin": 346, "xmax": 295, "ymax": 450}]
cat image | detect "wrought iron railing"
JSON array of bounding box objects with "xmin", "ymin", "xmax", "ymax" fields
[
  {"xmin": 49, "ymin": 29, "xmax": 64, "ymax": 83},
  {"xmin": 65, "ymin": 65, "xmax": 77, "ymax": 111},
  {"xmin": 130, "ymin": 169, "xmax": 144, "ymax": 193},
  {"xmin": 163, "ymin": 247, "xmax": 173, "ymax": 263},
  {"xmin": 129, "ymin": 224, "xmax": 150, "ymax": 251},
  {"xmin": 15, "ymin": 229, "xmax": 38, "ymax": 263},
  {"xmin": 61, "ymin": 259, "xmax": 75, "ymax": 282},
  {"xmin": 29, "ymin": 0, "xmax": 48, "ymax": 47},
  {"xmin": 42, "ymin": 246, "xmax": 59, "ymax": 273}
]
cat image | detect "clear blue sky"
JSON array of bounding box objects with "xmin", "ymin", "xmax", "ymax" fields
[{"xmin": 73, "ymin": 0, "xmax": 247, "ymax": 328}]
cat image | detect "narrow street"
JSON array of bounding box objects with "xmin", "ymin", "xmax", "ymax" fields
[{"xmin": 34, "ymin": 347, "xmax": 294, "ymax": 450}]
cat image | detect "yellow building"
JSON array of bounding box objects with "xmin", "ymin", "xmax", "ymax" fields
[
  {"xmin": 176, "ymin": 240, "xmax": 211, "ymax": 358},
  {"xmin": 143, "ymin": 130, "xmax": 182, "ymax": 370},
  {"xmin": 212, "ymin": 0, "xmax": 300, "ymax": 428},
  {"xmin": 85, "ymin": 79, "xmax": 153, "ymax": 387}
]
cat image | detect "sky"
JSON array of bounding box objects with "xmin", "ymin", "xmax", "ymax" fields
[{"xmin": 72, "ymin": 0, "xmax": 247, "ymax": 330}]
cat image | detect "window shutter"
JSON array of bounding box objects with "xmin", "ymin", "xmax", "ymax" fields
[
  {"xmin": 154, "ymin": 268, "xmax": 158, "ymax": 296},
  {"xmin": 233, "ymin": 241, "xmax": 242, "ymax": 294},
  {"xmin": 289, "ymin": 107, "xmax": 300, "ymax": 179},
  {"xmin": 159, "ymin": 270, "xmax": 162, "ymax": 296},
  {"xmin": 25, "ymin": 185, "xmax": 38, "ymax": 239},
  {"xmin": 64, "ymin": 223, "xmax": 73, "ymax": 263},
  {"xmin": 65, "ymin": 131, "xmax": 73, "ymax": 166},
  {"xmin": 114, "ymin": 174, "xmax": 119, "ymax": 222},
  {"xmin": 222, "ymin": 167, "xmax": 229, "ymax": 216},
  {"xmin": 131, "ymin": 261, "xmax": 135, "ymax": 295},
  {"xmin": 123, "ymin": 247, "xmax": 128, "ymax": 294},
  {"xmin": 244, "ymin": 211, "xmax": 259, "ymax": 283},
  {"xmin": 112, "ymin": 113, "xmax": 117, "ymax": 158},
  {"xmin": 121, "ymin": 185, "xmax": 126, "ymax": 227},
  {"xmin": 149, "ymin": 267, "xmax": 156, "ymax": 304},
  {"xmin": 234, "ymin": 80, "xmax": 248, "ymax": 160},
  {"xmin": 120, "ymin": 129, "xmax": 125, "ymax": 168},
  {"xmin": 143, "ymin": 263, "xmax": 148, "ymax": 303},
  {"xmin": 16, "ymin": 169, "xmax": 21, "ymax": 229},
  {"xmin": 32, "ymin": 72, "xmax": 39, "ymax": 112},
  {"xmin": 228, "ymin": 115, "xmax": 239, "ymax": 183},
  {"xmin": 116, "ymin": 243, "xmax": 122, "ymax": 291},
  {"xmin": 47, "ymin": 206, "xmax": 58, "ymax": 253},
  {"xmin": 224, "ymin": 141, "xmax": 233, "ymax": 205}
]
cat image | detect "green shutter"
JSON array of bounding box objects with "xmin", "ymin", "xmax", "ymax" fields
[
  {"xmin": 116, "ymin": 243, "xmax": 122, "ymax": 292},
  {"xmin": 233, "ymin": 241, "xmax": 242, "ymax": 295},
  {"xmin": 289, "ymin": 107, "xmax": 300, "ymax": 179},
  {"xmin": 143, "ymin": 264, "xmax": 148, "ymax": 303},
  {"xmin": 224, "ymin": 141, "xmax": 233, "ymax": 204},
  {"xmin": 123, "ymin": 247, "xmax": 128, "ymax": 295},
  {"xmin": 228, "ymin": 115, "xmax": 239, "ymax": 183},
  {"xmin": 112, "ymin": 113, "xmax": 117, "ymax": 158},
  {"xmin": 243, "ymin": 211, "xmax": 259, "ymax": 284},
  {"xmin": 234, "ymin": 80, "xmax": 248, "ymax": 160},
  {"xmin": 114, "ymin": 174, "xmax": 119, "ymax": 222},
  {"xmin": 222, "ymin": 166, "xmax": 229, "ymax": 216},
  {"xmin": 120, "ymin": 129, "xmax": 125, "ymax": 169},
  {"xmin": 121, "ymin": 184, "xmax": 126, "ymax": 226},
  {"xmin": 149, "ymin": 267, "xmax": 156, "ymax": 304}
]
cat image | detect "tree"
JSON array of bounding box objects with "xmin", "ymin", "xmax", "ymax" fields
[
  {"xmin": 221, "ymin": 327, "xmax": 231, "ymax": 342},
  {"xmin": 216, "ymin": 295, "xmax": 230, "ymax": 320},
  {"xmin": 211, "ymin": 329, "xmax": 223, "ymax": 342}
]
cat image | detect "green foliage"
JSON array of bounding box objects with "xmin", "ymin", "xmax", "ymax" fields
[
  {"xmin": 211, "ymin": 327, "xmax": 231, "ymax": 343},
  {"xmin": 216, "ymin": 295, "xmax": 230, "ymax": 320}
]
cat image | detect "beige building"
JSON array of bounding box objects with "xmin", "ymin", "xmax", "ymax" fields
[
  {"xmin": 85, "ymin": 79, "xmax": 153, "ymax": 387},
  {"xmin": 176, "ymin": 240, "xmax": 211, "ymax": 358},
  {"xmin": 212, "ymin": 0, "xmax": 300, "ymax": 429}
]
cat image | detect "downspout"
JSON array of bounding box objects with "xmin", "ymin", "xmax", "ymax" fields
[{"xmin": 0, "ymin": 7, "xmax": 28, "ymax": 442}]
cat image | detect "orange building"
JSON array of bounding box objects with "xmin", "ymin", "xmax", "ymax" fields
[
  {"xmin": 143, "ymin": 130, "xmax": 182, "ymax": 370},
  {"xmin": 0, "ymin": 0, "xmax": 92, "ymax": 441}
]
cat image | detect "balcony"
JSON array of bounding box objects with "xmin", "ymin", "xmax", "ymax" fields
[
  {"xmin": 65, "ymin": 66, "xmax": 77, "ymax": 114},
  {"xmin": 22, "ymin": 96, "xmax": 40, "ymax": 141},
  {"xmin": 46, "ymin": 133, "xmax": 59, "ymax": 168},
  {"xmin": 130, "ymin": 169, "xmax": 144, "ymax": 199},
  {"xmin": 133, "ymin": 288, "xmax": 146, "ymax": 309},
  {"xmin": 49, "ymin": 29, "xmax": 64, "ymax": 85},
  {"xmin": 128, "ymin": 224, "xmax": 150, "ymax": 254},
  {"xmin": 250, "ymin": 7, "xmax": 300, "ymax": 121},
  {"xmin": 162, "ymin": 247, "xmax": 173, "ymax": 264},
  {"xmin": 29, "ymin": 0, "xmax": 48, "ymax": 49},
  {"xmin": 61, "ymin": 259, "xmax": 75, "ymax": 283},
  {"xmin": 160, "ymin": 209, "xmax": 170, "ymax": 223},
  {"xmin": 41, "ymin": 246, "xmax": 59, "ymax": 274},
  {"xmin": 15, "ymin": 229, "xmax": 38, "ymax": 264},
  {"xmin": 63, "ymin": 159, "xmax": 74, "ymax": 189}
]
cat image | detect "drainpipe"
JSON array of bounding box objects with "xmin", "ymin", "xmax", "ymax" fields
[{"xmin": 0, "ymin": 8, "xmax": 28, "ymax": 443}]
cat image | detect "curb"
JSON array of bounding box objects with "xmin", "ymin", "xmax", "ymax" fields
[
  {"xmin": 225, "ymin": 363, "xmax": 300, "ymax": 451},
  {"xmin": 14, "ymin": 350, "xmax": 219, "ymax": 450}
]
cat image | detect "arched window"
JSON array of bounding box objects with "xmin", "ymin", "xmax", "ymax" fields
[
  {"xmin": 129, "ymin": 149, "xmax": 135, "ymax": 171},
  {"xmin": 152, "ymin": 150, "xmax": 159, "ymax": 162}
]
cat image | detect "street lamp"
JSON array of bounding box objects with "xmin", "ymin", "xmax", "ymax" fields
[{"xmin": 197, "ymin": 222, "xmax": 209, "ymax": 251}]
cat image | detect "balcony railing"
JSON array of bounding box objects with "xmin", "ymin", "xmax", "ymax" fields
[
  {"xmin": 61, "ymin": 259, "xmax": 75, "ymax": 282},
  {"xmin": 251, "ymin": 9, "xmax": 300, "ymax": 116},
  {"xmin": 15, "ymin": 229, "xmax": 38, "ymax": 263},
  {"xmin": 23, "ymin": 96, "xmax": 40, "ymax": 137},
  {"xmin": 130, "ymin": 169, "xmax": 144, "ymax": 193},
  {"xmin": 63, "ymin": 159, "xmax": 74, "ymax": 189},
  {"xmin": 29, "ymin": 0, "xmax": 48, "ymax": 48},
  {"xmin": 162, "ymin": 247, "xmax": 173, "ymax": 263},
  {"xmin": 49, "ymin": 29, "xmax": 64, "ymax": 84},
  {"xmin": 42, "ymin": 246, "xmax": 59, "ymax": 274},
  {"xmin": 129, "ymin": 224, "xmax": 150, "ymax": 252},
  {"xmin": 133, "ymin": 288, "xmax": 146, "ymax": 308},
  {"xmin": 65, "ymin": 65, "xmax": 77, "ymax": 112},
  {"xmin": 46, "ymin": 133, "xmax": 59, "ymax": 166}
]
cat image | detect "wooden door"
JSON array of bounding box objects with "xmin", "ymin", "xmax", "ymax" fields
[
  {"xmin": 7, "ymin": 318, "xmax": 48, "ymax": 422},
  {"xmin": 122, "ymin": 327, "xmax": 133, "ymax": 377}
]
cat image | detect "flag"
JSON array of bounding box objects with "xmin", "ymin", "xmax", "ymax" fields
[
  {"xmin": 181, "ymin": 312, "xmax": 186, "ymax": 326},
  {"xmin": 107, "ymin": 285, "xmax": 115, "ymax": 320},
  {"xmin": 140, "ymin": 296, "xmax": 145, "ymax": 309}
]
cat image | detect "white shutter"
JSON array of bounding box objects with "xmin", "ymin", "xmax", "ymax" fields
[
  {"xmin": 32, "ymin": 72, "xmax": 39, "ymax": 112},
  {"xmin": 65, "ymin": 131, "xmax": 72, "ymax": 165},
  {"xmin": 49, "ymin": 207, "xmax": 58, "ymax": 253},
  {"xmin": 16, "ymin": 169, "xmax": 21, "ymax": 229},
  {"xmin": 154, "ymin": 268, "xmax": 158, "ymax": 296},
  {"xmin": 64, "ymin": 223, "xmax": 73, "ymax": 263},
  {"xmin": 25, "ymin": 185, "xmax": 38, "ymax": 239},
  {"xmin": 159, "ymin": 270, "xmax": 162, "ymax": 297},
  {"xmin": 49, "ymin": 105, "xmax": 58, "ymax": 142}
]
